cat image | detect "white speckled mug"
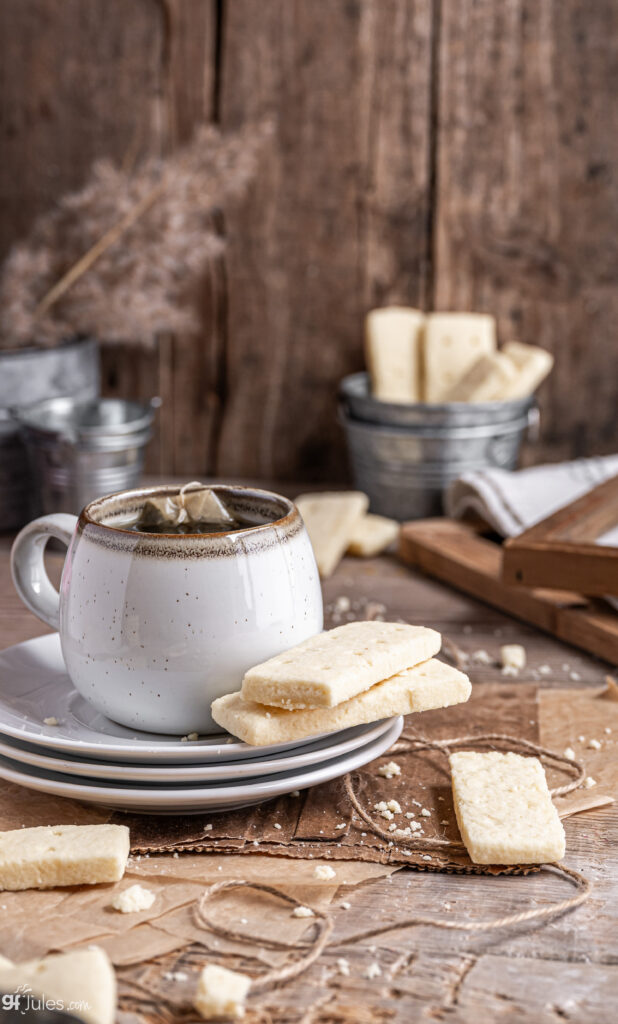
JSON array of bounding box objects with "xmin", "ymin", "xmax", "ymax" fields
[{"xmin": 10, "ymin": 485, "xmax": 323, "ymax": 734}]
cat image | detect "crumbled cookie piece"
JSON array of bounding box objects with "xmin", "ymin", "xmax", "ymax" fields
[
  {"xmin": 292, "ymin": 906, "xmax": 315, "ymax": 918},
  {"xmin": 313, "ymin": 864, "xmax": 336, "ymax": 881},
  {"xmin": 377, "ymin": 761, "xmax": 401, "ymax": 779}
]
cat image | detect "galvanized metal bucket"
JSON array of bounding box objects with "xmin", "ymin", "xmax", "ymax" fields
[
  {"xmin": 0, "ymin": 337, "xmax": 100, "ymax": 529},
  {"xmin": 16, "ymin": 397, "xmax": 158, "ymax": 516},
  {"xmin": 340, "ymin": 373, "xmax": 538, "ymax": 520}
]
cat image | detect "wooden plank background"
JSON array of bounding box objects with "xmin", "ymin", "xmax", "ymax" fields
[{"xmin": 0, "ymin": 0, "xmax": 616, "ymax": 480}]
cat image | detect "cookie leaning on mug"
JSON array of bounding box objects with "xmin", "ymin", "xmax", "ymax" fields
[
  {"xmin": 212, "ymin": 658, "xmax": 470, "ymax": 745},
  {"xmin": 241, "ymin": 621, "xmax": 441, "ymax": 710},
  {"xmin": 211, "ymin": 621, "xmax": 470, "ymax": 745}
]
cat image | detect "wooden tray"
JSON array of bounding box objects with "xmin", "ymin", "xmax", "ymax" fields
[
  {"xmin": 502, "ymin": 475, "xmax": 618, "ymax": 595},
  {"xmin": 399, "ymin": 518, "xmax": 618, "ymax": 663}
]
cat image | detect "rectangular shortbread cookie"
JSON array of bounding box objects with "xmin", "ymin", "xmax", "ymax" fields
[
  {"xmin": 0, "ymin": 824, "xmax": 130, "ymax": 891},
  {"xmin": 241, "ymin": 621, "xmax": 442, "ymax": 709},
  {"xmin": 0, "ymin": 948, "xmax": 116, "ymax": 1024},
  {"xmin": 502, "ymin": 341, "xmax": 554, "ymax": 398},
  {"xmin": 213, "ymin": 658, "xmax": 471, "ymax": 745},
  {"xmin": 347, "ymin": 513, "xmax": 399, "ymax": 557},
  {"xmin": 450, "ymin": 751, "xmax": 565, "ymax": 864},
  {"xmin": 365, "ymin": 307, "xmax": 425, "ymax": 403},
  {"xmin": 295, "ymin": 491, "xmax": 369, "ymax": 578},
  {"xmin": 424, "ymin": 313, "xmax": 496, "ymax": 402},
  {"xmin": 445, "ymin": 352, "xmax": 518, "ymax": 402}
]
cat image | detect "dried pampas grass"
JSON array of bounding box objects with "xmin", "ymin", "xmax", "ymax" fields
[{"xmin": 0, "ymin": 122, "xmax": 271, "ymax": 350}]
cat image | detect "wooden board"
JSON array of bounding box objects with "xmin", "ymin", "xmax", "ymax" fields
[
  {"xmin": 503, "ymin": 475, "xmax": 618, "ymax": 594},
  {"xmin": 399, "ymin": 518, "xmax": 618, "ymax": 663}
]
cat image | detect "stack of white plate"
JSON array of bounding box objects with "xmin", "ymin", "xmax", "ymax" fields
[{"xmin": 0, "ymin": 635, "xmax": 403, "ymax": 814}]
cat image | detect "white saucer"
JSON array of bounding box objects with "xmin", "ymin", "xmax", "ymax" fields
[
  {"xmin": 0, "ymin": 717, "xmax": 393, "ymax": 782},
  {"xmin": 0, "ymin": 635, "xmax": 338, "ymax": 763},
  {"xmin": 0, "ymin": 717, "xmax": 403, "ymax": 813}
]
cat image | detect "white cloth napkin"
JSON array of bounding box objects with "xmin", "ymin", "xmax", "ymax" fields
[
  {"xmin": 445, "ymin": 455, "xmax": 618, "ymax": 607},
  {"xmin": 445, "ymin": 455, "xmax": 618, "ymax": 538}
]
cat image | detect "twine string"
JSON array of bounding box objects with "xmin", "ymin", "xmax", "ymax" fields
[
  {"xmin": 119, "ymin": 863, "xmax": 589, "ymax": 1015},
  {"xmin": 194, "ymin": 880, "xmax": 334, "ymax": 993},
  {"xmin": 344, "ymin": 772, "xmax": 462, "ymax": 849},
  {"xmin": 333, "ymin": 863, "xmax": 589, "ymax": 944},
  {"xmin": 345, "ymin": 731, "xmax": 585, "ymax": 852},
  {"xmin": 188, "ymin": 864, "xmax": 589, "ymax": 994},
  {"xmin": 119, "ymin": 732, "xmax": 590, "ymax": 1012},
  {"xmin": 392, "ymin": 731, "xmax": 585, "ymax": 796}
]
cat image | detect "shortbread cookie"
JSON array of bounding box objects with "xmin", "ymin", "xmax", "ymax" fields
[
  {"xmin": 502, "ymin": 341, "xmax": 554, "ymax": 398},
  {"xmin": 347, "ymin": 513, "xmax": 399, "ymax": 557},
  {"xmin": 450, "ymin": 751, "xmax": 565, "ymax": 864},
  {"xmin": 445, "ymin": 352, "xmax": 518, "ymax": 402},
  {"xmin": 0, "ymin": 948, "xmax": 116, "ymax": 1024},
  {"xmin": 424, "ymin": 313, "xmax": 496, "ymax": 402},
  {"xmin": 213, "ymin": 658, "xmax": 471, "ymax": 744},
  {"xmin": 365, "ymin": 306, "xmax": 425, "ymax": 403},
  {"xmin": 0, "ymin": 824, "xmax": 130, "ymax": 891},
  {"xmin": 241, "ymin": 621, "xmax": 441, "ymax": 709},
  {"xmin": 295, "ymin": 491, "xmax": 369, "ymax": 577}
]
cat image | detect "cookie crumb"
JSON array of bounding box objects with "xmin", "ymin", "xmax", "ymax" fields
[{"xmin": 292, "ymin": 906, "xmax": 314, "ymax": 918}]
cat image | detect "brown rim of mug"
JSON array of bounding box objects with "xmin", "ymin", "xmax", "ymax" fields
[{"xmin": 79, "ymin": 483, "xmax": 300, "ymax": 542}]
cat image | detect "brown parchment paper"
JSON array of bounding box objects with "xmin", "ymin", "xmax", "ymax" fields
[
  {"xmin": 539, "ymin": 684, "xmax": 617, "ymax": 816},
  {"xmin": 109, "ymin": 683, "xmax": 543, "ymax": 876},
  {"xmin": 0, "ymin": 681, "xmax": 607, "ymax": 972},
  {"xmin": 0, "ymin": 684, "xmax": 542, "ymax": 884},
  {"xmin": 0, "ymin": 854, "xmax": 396, "ymax": 965}
]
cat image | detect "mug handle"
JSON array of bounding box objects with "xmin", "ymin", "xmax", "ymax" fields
[{"xmin": 10, "ymin": 514, "xmax": 78, "ymax": 630}]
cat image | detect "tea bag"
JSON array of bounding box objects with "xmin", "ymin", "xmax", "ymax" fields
[
  {"xmin": 139, "ymin": 496, "xmax": 186, "ymax": 526},
  {"xmin": 182, "ymin": 486, "xmax": 235, "ymax": 527},
  {"xmin": 137, "ymin": 483, "xmax": 235, "ymax": 530}
]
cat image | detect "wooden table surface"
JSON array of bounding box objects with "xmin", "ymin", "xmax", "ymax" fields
[{"xmin": 0, "ymin": 522, "xmax": 616, "ymax": 1023}]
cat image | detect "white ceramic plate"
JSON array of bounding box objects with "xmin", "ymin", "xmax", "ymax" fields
[
  {"xmin": 0, "ymin": 634, "xmax": 341, "ymax": 763},
  {"xmin": 0, "ymin": 717, "xmax": 394, "ymax": 783},
  {"xmin": 0, "ymin": 717, "xmax": 403, "ymax": 813}
]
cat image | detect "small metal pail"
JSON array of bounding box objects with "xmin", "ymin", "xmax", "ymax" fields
[
  {"xmin": 340, "ymin": 373, "xmax": 537, "ymax": 520},
  {"xmin": 16, "ymin": 396, "xmax": 158, "ymax": 516},
  {"xmin": 0, "ymin": 337, "xmax": 100, "ymax": 529}
]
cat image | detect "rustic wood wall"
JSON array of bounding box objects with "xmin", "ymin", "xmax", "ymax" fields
[{"xmin": 1, "ymin": 0, "xmax": 616, "ymax": 480}]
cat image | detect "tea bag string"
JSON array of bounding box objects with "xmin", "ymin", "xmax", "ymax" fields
[
  {"xmin": 178, "ymin": 481, "xmax": 204, "ymax": 502},
  {"xmin": 176, "ymin": 481, "xmax": 205, "ymax": 520}
]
